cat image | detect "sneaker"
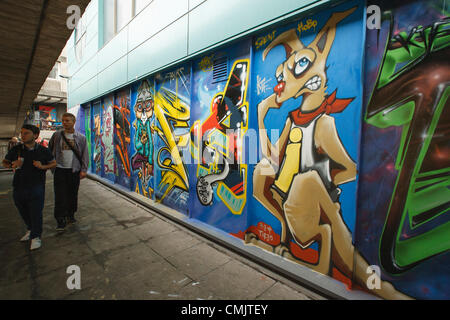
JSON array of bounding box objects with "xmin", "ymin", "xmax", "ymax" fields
[
  {"xmin": 20, "ymin": 230, "xmax": 31, "ymax": 242},
  {"xmin": 56, "ymin": 219, "xmax": 66, "ymax": 231},
  {"xmin": 30, "ymin": 238, "xmax": 41, "ymax": 251},
  {"xmin": 67, "ymin": 216, "xmax": 77, "ymax": 224}
]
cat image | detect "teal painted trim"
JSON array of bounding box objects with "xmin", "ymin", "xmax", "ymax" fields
[
  {"xmin": 187, "ymin": 0, "xmax": 337, "ymax": 59},
  {"xmin": 98, "ymin": 0, "xmax": 104, "ymax": 50},
  {"xmin": 70, "ymin": 0, "xmax": 345, "ymax": 107},
  {"xmin": 188, "ymin": 0, "xmax": 322, "ymax": 54}
]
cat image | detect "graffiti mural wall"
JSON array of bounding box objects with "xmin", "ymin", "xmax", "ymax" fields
[
  {"xmin": 84, "ymin": 104, "xmax": 92, "ymax": 173},
  {"xmin": 75, "ymin": 104, "xmax": 86, "ymax": 136},
  {"xmin": 114, "ymin": 88, "xmax": 132, "ymax": 189},
  {"xmin": 189, "ymin": 39, "xmax": 251, "ymax": 233},
  {"xmin": 238, "ymin": 0, "xmax": 384, "ymax": 295},
  {"xmin": 130, "ymin": 79, "xmax": 155, "ymax": 198},
  {"xmin": 92, "ymin": 101, "xmax": 103, "ymax": 176},
  {"xmin": 357, "ymin": 0, "xmax": 450, "ymax": 299},
  {"xmin": 153, "ymin": 66, "xmax": 191, "ymax": 213},
  {"xmin": 76, "ymin": 0, "xmax": 449, "ymax": 299},
  {"xmin": 102, "ymin": 94, "xmax": 116, "ymax": 181}
]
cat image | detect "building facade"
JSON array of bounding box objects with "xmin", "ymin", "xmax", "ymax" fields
[
  {"xmin": 66, "ymin": 0, "xmax": 450, "ymax": 299},
  {"xmin": 32, "ymin": 45, "xmax": 70, "ymax": 141}
]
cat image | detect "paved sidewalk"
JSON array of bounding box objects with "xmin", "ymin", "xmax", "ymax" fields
[{"xmin": 0, "ymin": 171, "xmax": 323, "ymax": 300}]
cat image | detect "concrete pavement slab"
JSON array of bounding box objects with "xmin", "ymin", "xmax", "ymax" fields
[
  {"xmin": 0, "ymin": 255, "xmax": 30, "ymax": 286},
  {"xmin": 176, "ymin": 281, "xmax": 218, "ymax": 300},
  {"xmin": 127, "ymin": 216, "xmax": 179, "ymax": 241},
  {"xmin": 165, "ymin": 242, "xmax": 231, "ymax": 279},
  {"xmin": 256, "ymin": 281, "xmax": 311, "ymax": 300},
  {"xmin": 0, "ymin": 237, "xmax": 30, "ymax": 261},
  {"xmin": 84, "ymin": 227, "xmax": 140, "ymax": 255},
  {"xmin": 0, "ymin": 278, "xmax": 32, "ymax": 300},
  {"xmin": 34, "ymin": 265, "xmax": 79, "ymax": 300},
  {"xmin": 112, "ymin": 260, "xmax": 195, "ymax": 300},
  {"xmin": 196, "ymin": 260, "xmax": 276, "ymax": 300},
  {"xmin": 145, "ymin": 230, "xmax": 202, "ymax": 258},
  {"xmin": 31, "ymin": 241, "xmax": 94, "ymax": 276},
  {"xmin": 103, "ymin": 243, "xmax": 163, "ymax": 278},
  {"xmin": 65, "ymin": 283, "xmax": 120, "ymax": 300}
]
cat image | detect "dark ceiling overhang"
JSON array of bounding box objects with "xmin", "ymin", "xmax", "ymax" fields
[{"xmin": 0, "ymin": 0, "xmax": 91, "ymax": 139}]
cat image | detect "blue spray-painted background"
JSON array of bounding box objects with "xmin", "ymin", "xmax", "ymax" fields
[
  {"xmin": 188, "ymin": 38, "xmax": 251, "ymax": 233},
  {"xmin": 240, "ymin": 0, "xmax": 365, "ymax": 269}
]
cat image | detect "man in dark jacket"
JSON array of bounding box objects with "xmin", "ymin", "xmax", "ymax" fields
[{"xmin": 2, "ymin": 124, "xmax": 56, "ymax": 250}]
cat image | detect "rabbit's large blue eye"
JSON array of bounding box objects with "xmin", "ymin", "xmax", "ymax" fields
[{"xmin": 294, "ymin": 57, "xmax": 311, "ymax": 76}]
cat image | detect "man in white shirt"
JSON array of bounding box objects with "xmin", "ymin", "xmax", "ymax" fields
[{"xmin": 49, "ymin": 113, "xmax": 89, "ymax": 231}]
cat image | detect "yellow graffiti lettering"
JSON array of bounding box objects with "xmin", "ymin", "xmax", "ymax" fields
[
  {"xmin": 153, "ymin": 87, "xmax": 190, "ymax": 202},
  {"xmin": 297, "ymin": 18, "xmax": 318, "ymax": 37},
  {"xmin": 199, "ymin": 54, "xmax": 214, "ymax": 72},
  {"xmin": 135, "ymin": 175, "xmax": 151, "ymax": 198},
  {"xmin": 255, "ymin": 30, "xmax": 277, "ymax": 50}
]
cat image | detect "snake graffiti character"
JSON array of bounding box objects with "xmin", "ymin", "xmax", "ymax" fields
[
  {"xmin": 252, "ymin": 8, "xmax": 410, "ymax": 299},
  {"xmin": 132, "ymin": 80, "xmax": 154, "ymax": 191}
]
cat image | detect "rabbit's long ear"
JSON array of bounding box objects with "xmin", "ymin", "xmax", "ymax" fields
[
  {"xmin": 310, "ymin": 7, "xmax": 357, "ymax": 59},
  {"xmin": 263, "ymin": 29, "xmax": 304, "ymax": 61}
]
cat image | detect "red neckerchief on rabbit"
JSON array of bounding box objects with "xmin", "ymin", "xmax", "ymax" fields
[{"xmin": 289, "ymin": 90, "xmax": 354, "ymax": 126}]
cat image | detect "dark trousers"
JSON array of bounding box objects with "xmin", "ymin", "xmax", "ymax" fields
[
  {"xmin": 54, "ymin": 167, "xmax": 80, "ymax": 221},
  {"xmin": 13, "ymin": 185, "xmax": 45, "ymax": 239}
]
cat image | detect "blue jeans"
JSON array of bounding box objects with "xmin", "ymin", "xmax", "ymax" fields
[{"xmin": 13, "ymin": 185, "xmax": 45, "ymax": 239}]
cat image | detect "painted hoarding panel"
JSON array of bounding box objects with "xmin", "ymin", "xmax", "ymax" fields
[
  {"xmin": 358, "ymin": 0, "xmax": 450, "ymax": 299},
  {"xmin": 188, "ymin": 39, "xmax": 251, "ymax": 232},
  {"xmin": 76, "ymin": 105, "xmax": 86, "ymax": 136},
  {"xmin": 84, "ymin": 104, "xmax": 92, "ymax": 173},
  {"xmin": 102, "ymin": 94, "xmax": 116, "ymax": 181},
  {"xmin": 130, "ymin": 79, "xmax": 155, "ymax": 199},
  {"xmin": 154, "ymin": 66, "xmax": 191, "ymax": 213},
  {"xmin": 234, "ymin": 0, "xmax": 406, "ymax": 298},
  {"xmin": 92, "ymin": 101, "xmax": 103, "ymax": 176},
  {"xmin": 114, "ymin": 88, "xmax": 132, "ymax": 189}
]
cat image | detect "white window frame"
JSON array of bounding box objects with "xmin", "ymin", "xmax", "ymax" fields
[
  {"xmin": 75, "ymin": 16, "xmax": 87, "ymax": 63},
  {"xmin": 103, "ymin": 0, "xmax": 152, "ymax": 46}
]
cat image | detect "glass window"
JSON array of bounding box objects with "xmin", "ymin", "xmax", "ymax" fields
[
  {"xmin": 75, "ymin": 16, "xmax": 86, "ymax": 62},
  {"xmin": 116, "ymin": 0, "xmax": 132, "ymax": 32},
  {"xmin": 135, "ymin": 0, "xmax": 151, "ymax": 15},
  {"xmin": 103, "ymin": 0, "xmax": 115, "ymax": 44},
  {"xmin": 48, "ymin": 63, "xmax": 59, "ymax": 79},
  {"xmin": 103, "ymin": 0, "xmax": 150, "ymax": 46}
]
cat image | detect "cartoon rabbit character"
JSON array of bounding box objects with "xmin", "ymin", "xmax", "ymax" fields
[{"xmin": 253, "ymin": 7, "xmax": 410, "ymax": 299}]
